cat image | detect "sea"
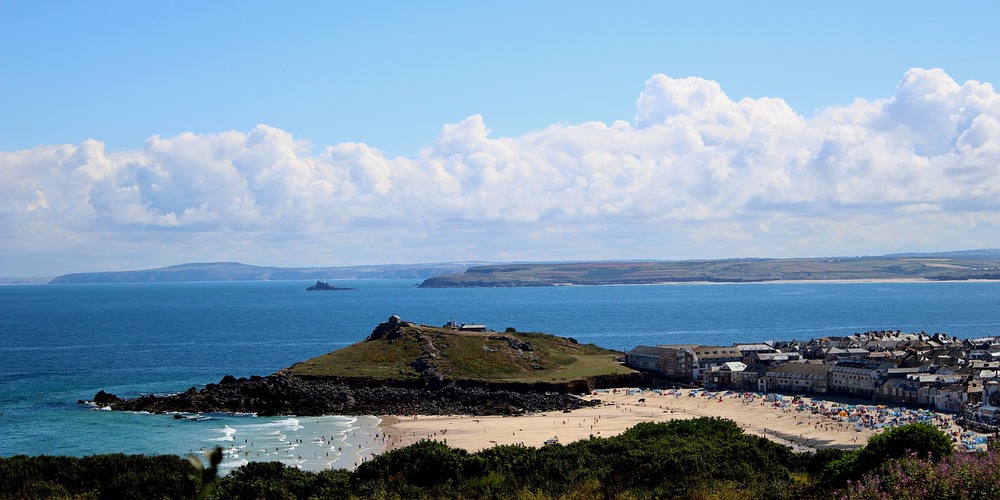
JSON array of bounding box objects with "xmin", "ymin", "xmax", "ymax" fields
[{"xmin": 2, "ymin": 279, "xmax": 999, "ymax": 472}]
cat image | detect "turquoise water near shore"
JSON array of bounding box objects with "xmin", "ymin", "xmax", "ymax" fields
[{"xmin": 2, "ymin": 279, "xmax": 999, "ymax": 470}]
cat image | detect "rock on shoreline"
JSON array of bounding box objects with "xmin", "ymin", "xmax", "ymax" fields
[{"xmin": 89, "ymin": 373, "xmax": 599, "ymax": 417}]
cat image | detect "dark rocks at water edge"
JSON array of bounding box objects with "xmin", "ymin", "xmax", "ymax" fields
[{"xmin": 88, "ymin": 374, "xmax": 599, "ymax": 417}]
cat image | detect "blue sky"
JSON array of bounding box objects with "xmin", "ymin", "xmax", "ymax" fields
[{"xmin": 2, "ymin": 2, "xmax": 999, "ymax": 276}]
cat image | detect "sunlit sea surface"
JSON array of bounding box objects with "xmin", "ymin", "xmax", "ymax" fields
[{"xmin": 2, "ymin": 280, "xmax": 998, "ymax": 471}]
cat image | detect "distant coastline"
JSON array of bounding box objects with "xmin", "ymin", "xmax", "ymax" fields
[
  {"xmin": 20, "ymin": 248, "xmax": 1000, "ymax": 285},
  {"xmin": 577, "ymin": 277, "xmax": 1000, "ymax": 286},
  {"xmin": 45, "ymin": 261, "xmax": 476, "ymax": 284},
  {"xmin": 417, "ymin": 251, "xmax": 1000, "ymax": 288}
]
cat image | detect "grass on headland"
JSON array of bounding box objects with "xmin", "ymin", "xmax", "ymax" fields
[{"xmin": 285, "ymin": 322, "xmax": 630, "ymax": 384}]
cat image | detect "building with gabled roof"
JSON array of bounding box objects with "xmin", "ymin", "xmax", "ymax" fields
[
  {"xmin": 763, "ymin": 362, "xmax": 832, "ymax": 394},
  {"xmin": 627, "ymin": 345, "xmax": 697, "ymax": 380},
  {"xmin": 703, "ymin": 361, "xmax": 747, "ymax": 389},
  {"xmin": 690, "ymin": 345, "xmax": 743, "ymax": 379},
  {"xmin": 748, "ymin": 351, "xmax": 802, "ymax": 366},
  {"xmin": 829, "ymin": 359, "xmax": 893, "ymax": 398},
  {"xmin": 626, "ymin": 346, "xmax": 673, "ymax": 374}
]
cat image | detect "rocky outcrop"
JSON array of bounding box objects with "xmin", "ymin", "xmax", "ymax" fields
[
  {"xmin": 92, "ymin": 390, "xmax": 121, "ymax": 406},
  {"xmin": 305, "ymin": 280, "xmax": 353, "ymax": 291},
  {"xmin": 489, "ymin": 334, "xmax": 533, "ymax": 352},
  {"xmin": 89, "ymin": 373, "xmax": 599, "ymax": 417},
  {"xmin": 366, "ymin": 315, "xmax": 411, "ymax": 340}
]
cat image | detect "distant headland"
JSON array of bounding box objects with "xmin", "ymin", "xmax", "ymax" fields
[
  {"xmin": 418, "ymin": 249, "xmax": 1000, "ymax": 288},
  {"xmin": 46, "ymin": 261, "xmax": 475, "ymax": 284}
]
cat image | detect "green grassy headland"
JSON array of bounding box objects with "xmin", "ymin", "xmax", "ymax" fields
[{"xmin": 285, "ymin": 320, "xmax": 630, "ymax": 385}]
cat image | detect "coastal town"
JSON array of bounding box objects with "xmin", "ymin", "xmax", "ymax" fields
[{"xmin": 626, "ymin": 330, "xmax": 1000, "ymax": 431}]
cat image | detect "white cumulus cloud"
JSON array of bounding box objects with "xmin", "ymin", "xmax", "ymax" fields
[{"xmin": 1, "ymin": 68, "xmax": 998, "ymax": 275}]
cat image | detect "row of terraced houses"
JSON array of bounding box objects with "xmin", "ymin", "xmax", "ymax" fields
[{"xmin": 627, "ymin": 330, "xmax": 1000, "ymax": 417}]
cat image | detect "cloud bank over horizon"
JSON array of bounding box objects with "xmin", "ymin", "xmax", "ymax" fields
[{"xmin": 3, "ymin": 68, "xmax": 999, "ymax": 276}]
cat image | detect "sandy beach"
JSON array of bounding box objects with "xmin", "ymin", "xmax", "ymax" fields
[{"xmin": 381, "ymin": 389, "xmax": 985, "ymax": 454}]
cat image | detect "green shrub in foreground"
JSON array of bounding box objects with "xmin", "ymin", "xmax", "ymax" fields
[
  {"xmin": 0, "ymin": 453, "xmax": 200, "ymax": 499},
  {"xmin": 821, "ymin": 421, "xmax": 954, "ymax": 486},
  {"xmin": 0, "ymin": 420, "xmax": 959, "ymax": 499}
]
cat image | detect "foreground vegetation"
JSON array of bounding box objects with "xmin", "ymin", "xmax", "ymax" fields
[{"xmin": 3, "ymin": 418, "xmax": 986, "ymax": 499}]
